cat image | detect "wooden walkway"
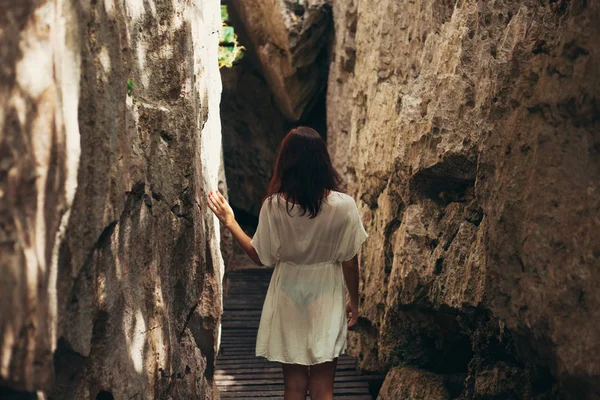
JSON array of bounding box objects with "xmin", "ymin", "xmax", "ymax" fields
[{"xmin": 216, "ymin": 267, "xmax": 380, "ymax": 399}]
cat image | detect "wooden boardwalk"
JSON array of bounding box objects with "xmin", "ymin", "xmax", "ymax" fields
[{"xmin": 216, "ymin": 267, "xmax": 381, "ymax": 399}]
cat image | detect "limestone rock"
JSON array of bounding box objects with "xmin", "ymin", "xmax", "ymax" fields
[
  {"xmin": 228, "ymin": 0, "xmax": 332, "ymax": 121},
  {"xmin": 221, "ymin": 61, "xmax": 290, "ymax": 217},
  {"xmin": 328, "ymin": 0, "xmax": 600, "ymax": 398},
  {"xmin": 219, "ymin": 2, "xmax": 331, "ymax": 220},
  {"xmin": 377, "ymin": 367, "xmax": 449, "ymax": 400},
  {"xmin": 0, "ymin": 0, "xmax": 225, "ymax": 398},
  {"xmin": 471, "ymin": 362, "xmax": 533, "ymax": 400}
]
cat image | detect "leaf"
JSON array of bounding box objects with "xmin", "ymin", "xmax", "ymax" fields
[
  {"xmin": 220, "ymin": 26, "xmax": 235, "ymax": 43},
  {"xmin": 127, "ymin": 79, "xmax": 134, "ymax": 96},
  {"xmin": 218, "ymin": 44, "xmax": 245, "ymax": 69},
  {"xmin": 217, "ymin": 7, "xmax": 245, "ymax": 69},
  {"xmin": 221, "ymin": 5, "xmax": 229, "ymax": 22}
]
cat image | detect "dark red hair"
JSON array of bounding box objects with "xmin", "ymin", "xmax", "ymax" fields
[{"xmin": 267, "ymin": 126, "xmax": 344, "ymax": 218}]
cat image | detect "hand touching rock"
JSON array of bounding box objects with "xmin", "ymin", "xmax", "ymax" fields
[{"xmin": 207, "ymin": 190, "xmax": 235, "ymax": 228}]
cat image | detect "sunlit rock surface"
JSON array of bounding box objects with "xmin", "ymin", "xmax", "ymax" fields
[
  {"xmin": 328, "ymin": 0, "xmax": 599, "ymax": 398},
  {"xmin": 227, "ymin": 0, "xmax": 332, "ymax": 121},
  {"xmin": 0, "ymin": 0, "xmax": 225, "ymax": 398},
  {"xmin": 377, "ymin": 367, "xmax": 450, "ymax": 400}
]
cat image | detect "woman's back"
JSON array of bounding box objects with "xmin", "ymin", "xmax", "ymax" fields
[{"xmin": 251, "ymin": 190, "xmax": 367, "ymax": 365}]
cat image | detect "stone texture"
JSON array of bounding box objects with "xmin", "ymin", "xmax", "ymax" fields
[
  {"xmin": 221, "ymin": 60, "xmax": 290, "ymax": 218},
  {"xmin": 471, "ymin": 361, "xmax": 534, "ymax": 400},
  {"xmin": 377, "ymin": 367, "xmax": 449, "ymax": 400},
  {"xmin": 0, "ymin": 0, "xmax": 225, "ymax": 398},
  {"xmin": 228, "ymin": 0, "xmax": 332, "ymax": 121},
  {"xmin": 220, "ymin": 0, "xmax": 332, "ymax": 222},
  {"xmin": 0, "ymin": 0, "xmax": 81, "ymax": 391},
  {"xmin": 328, "ymin": 0, "xmax": 599, "ymax": 398}
]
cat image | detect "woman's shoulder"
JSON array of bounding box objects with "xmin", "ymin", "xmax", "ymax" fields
[
  {"xmin": 261, "ymin": 194, "xmax": 283, "ymax": 210},
  {"xmin": 328, "ymin": 191, "xmax": 358, "ymax": 208}
]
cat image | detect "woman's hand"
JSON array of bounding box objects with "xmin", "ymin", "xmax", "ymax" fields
[
  {"xmin": 207, "ymin": 190, "xmax": 262, "ymax": 265},
  {"xmin": 346, "ymin": 299, "xmax": 358, "ymax": 330},
  {"xmin": 207, "ymin": 190, "xmax": 235, "ymax": 228},
  {"xmin": 343, "ymin": 256, "xmax": 360, "ymax": 330}
]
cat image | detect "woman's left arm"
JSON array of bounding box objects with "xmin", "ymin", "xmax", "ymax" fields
[{"xmin": 207, "ymin": 190, "xmax": 263, "ymax": 266}]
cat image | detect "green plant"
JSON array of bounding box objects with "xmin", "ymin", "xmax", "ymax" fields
[
  {"xmin": 221, "ymin": 4, "xmax": 229, "ymax": 20},
  {"xmin": 218, "ymin": 5, "xmax": 244, "ymax": 68},
  {"xmin": 127, "ymin": 79, "xmax": 134, "ymax": 96}
]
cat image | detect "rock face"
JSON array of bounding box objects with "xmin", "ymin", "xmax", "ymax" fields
[
  {"xmin": 220, "ymin": 0, "xmax": 331, "ymax": 218},
  {"xmin": 377, "ymin": 367, "xmax": 450, "ymax": 400},
  {"xmin": 328, "ymin": 0, "xmax": 599, "ymax": 398},
  {"xmin": 0, "ymin": 0, "xmax": 225, "ymax": 398},
  {"xmin": 227, "ymin": 0, "xmax": 332, "ymax": 121},
  {"xmin": 221, "ymin": 60, "xmax": 290, "ymax": 218}
]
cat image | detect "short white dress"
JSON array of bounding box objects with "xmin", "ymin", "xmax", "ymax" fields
[{"xmin": 251, "ymin": 191, "xmax": 368, "ymax": 365}]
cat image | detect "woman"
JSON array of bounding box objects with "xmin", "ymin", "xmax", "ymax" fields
[{"xmin": 207, "ymin": 126, "xmax": 368, "ymax": 400}]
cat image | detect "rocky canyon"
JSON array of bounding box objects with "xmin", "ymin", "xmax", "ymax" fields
[
  {"xmin": 1, "ymin": 0, "xmax": 598, "ymax": 399},
  {"xmin": 220, "ymin": 0, "xmax": 332, "ymax": 219},
  {"xmin": 220, "ymin": 0, "xmax": 599, "ymax": 398}
]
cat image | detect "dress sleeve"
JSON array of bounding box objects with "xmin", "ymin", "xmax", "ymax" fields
[
  {"xmin": 339, "ymin": 199, "xmax": 369, "ymax": 262},
  {"xmin": 250, "ymin": 198, "xmax": 280, "ymax": 266}
]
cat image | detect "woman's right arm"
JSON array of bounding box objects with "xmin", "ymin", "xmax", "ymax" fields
[
  {"xmin": 207, "ymin": 190, "xmax": 263, "ymax": 266},
  {"xmin": 342, "ymin": 255, "xmax": 360, "ymax": 329},
  {"xmin": 225, "ymin": 219, "xmax": 263, "ymax": 266}
]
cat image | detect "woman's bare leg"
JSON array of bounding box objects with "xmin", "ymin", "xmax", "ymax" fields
[
  {"xmin": 308, "ymin": 358, "xmax": 338, "ymax": 400},
  {"xmin": 281, "ymin": 363, "xmax": 309, "ymax": 400}
]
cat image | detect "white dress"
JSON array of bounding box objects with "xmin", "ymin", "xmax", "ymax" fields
[{"xmin": 251, "ymin": 191, "xmax": 368, "ymax": 365}]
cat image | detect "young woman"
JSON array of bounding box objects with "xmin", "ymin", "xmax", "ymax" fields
[{"xmin": 207, "ymin": 126, "xmax": 368, "ymax": 400}]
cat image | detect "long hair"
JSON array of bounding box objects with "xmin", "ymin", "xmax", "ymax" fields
[{"xmin": 266, "ymin": 126, "xmax": 344, "ymax": 218}]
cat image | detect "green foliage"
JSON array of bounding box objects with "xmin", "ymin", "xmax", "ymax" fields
[
  {"xmin": 220, "ymin": 5, "xmax": 229, "ymax": 21},
  {"xmin": 221, "ymin": 26, "xmax": 236, "ymax": 43},
  {"xmin": 219, "ymin": 5, "xmax": 244, "ymax": 68},
  {"xmin": 127, "ymin": 79, "xmax": 134, "ymax": 96}
]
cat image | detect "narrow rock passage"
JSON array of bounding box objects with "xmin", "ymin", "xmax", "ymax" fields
[{"xmin": 216, "ymin": 267, "xmax": 381, "ymax": 399}]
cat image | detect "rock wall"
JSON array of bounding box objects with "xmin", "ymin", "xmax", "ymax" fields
[
  {"xmin": 228, "ymin": 0, "xmax": 332, "ymax": 121},
  {"xmin": 328, "ymin": 0, "xmax": 599, "ymax": 398},
  {"xmin": 221, "ymin": 59, "xmax": 290, "ymax": 219},
  {"xmin": 221, "ymin": 0, "xmax": 332, "ymax": 219},
  {"xmin": 0, "ymin": 0, "xmax": 225, "ymax": 398}
]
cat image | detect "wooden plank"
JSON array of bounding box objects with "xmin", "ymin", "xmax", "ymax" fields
[
  {"xmin": 219, "ymin": 342, "xmax": 258, "ymax": 347},
  {"xmin": 219, "ymin": 381, "xmax": 369, "ymax": 391},
  {"xmin": 216, "ymin": 357, "xmax": 358, "ymax": 366},
  {"xmin": 223, "ymin": 311, "xmax": 263, "ymax": 315},
  {"xmin": 219, "ymin": 339, "xmax": 259, "ymax": 344},
  {"xmin": 220, "ymin": 389, "xmax": 371, "ymax": 398},
  {"xmin": 215, "ymin": 373, "xmax": 379, "ymax": 382},
  {"xmin": 220, "ymin": 397, "xmax": 372, "ymax": 400},
  {"xmin": 219, "ymin": 387, "xmax": 371, "ymax": 396},
  {"xmin": 218, "ymin": 376, "xmax": 371, "ymax": 386},
  {"xmin": 220, "ymin": 390, "xmax": 371, "ymax": 399},
  {"xmin": 216, "ymin": 361, "xmax": 363, "ymax": 370},
  {"xmin": 215, "ymin": 362, "xmax": 359, "ymax": 371},
  {"xmin": 215, "ymin": 365, "xmax": 362, "ymax": 374},
  {"xmin": 221, "ymin": 397, "xmax": 373, "ymax": 400},
  {"xmin": 216, "ymin": 356, "xmax": 358, "ymax": 363},
  {"xmin": 216, "ymin": 369, "xmax": 365, "ymax": 378}
]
